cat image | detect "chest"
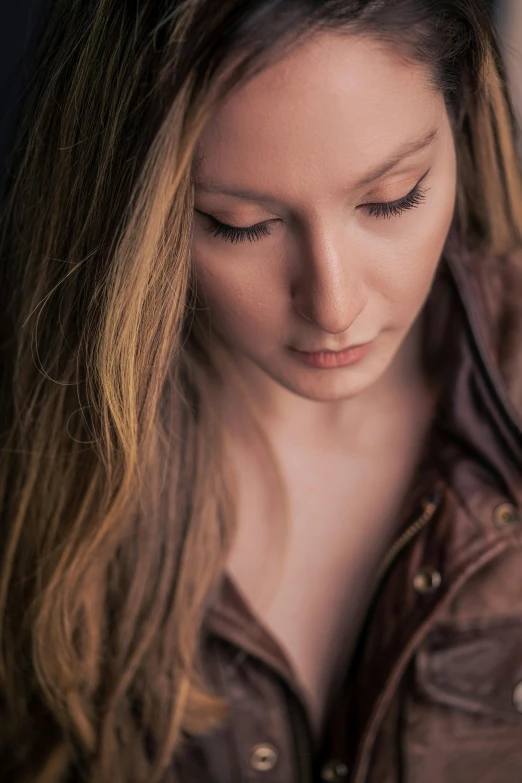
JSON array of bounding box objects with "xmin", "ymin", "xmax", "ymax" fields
[{"xmin": 226, "ymin": 400, "xmax": 435, "ymax": 733}]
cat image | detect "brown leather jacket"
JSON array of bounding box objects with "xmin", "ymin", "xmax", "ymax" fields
[{"xmin": 173, "ymin": 243, "xmax": 522, "ymax": 783}]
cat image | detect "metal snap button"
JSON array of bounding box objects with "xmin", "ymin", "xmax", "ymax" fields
[
  {"xmin": 320, "ymin": 759, "xmax": 349, "ymax": 781},
  {"xmin": 250, "ymin": 743, "xmax": 278, "ymax": 771},
  {"xmin": 493, "ymin": 502, "xmax": 520, "ymax": 531},
  {"xmin": 413, "ymin": 565, "xmax": 441, "ymax": 594},
  {"xmin": 512, "ymin": 681, "xmax": 522, "ymax": 713}
]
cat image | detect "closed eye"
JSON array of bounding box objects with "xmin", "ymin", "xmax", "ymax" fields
[
  {"xmin": 195, "ymin": 211, "xmax": 275, "ymax": 244},
  {"xmin": 362, "ymin": 169, "xmax": 431, "ymax": 219},
  {"xmin": 195, "ymin": 168, "xmax": 431, "ymax": 244}
]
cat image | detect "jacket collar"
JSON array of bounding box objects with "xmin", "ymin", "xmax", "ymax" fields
[{"xmin": 427, "ymin": 239, "xmax": 522, "ymax": 505}]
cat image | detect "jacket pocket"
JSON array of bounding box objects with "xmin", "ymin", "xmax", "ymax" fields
[{"xmin": 402, "ymin": 619, "xmax": 522, "ymax": 783}]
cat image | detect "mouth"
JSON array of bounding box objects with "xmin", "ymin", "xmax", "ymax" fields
[
  {"xmin": 288, "ymin": 341, "xmax": 373, "ymax": 369},
  {"xmin": 293, "ymin": 342, "xmax": 369, "ymax": 354}
]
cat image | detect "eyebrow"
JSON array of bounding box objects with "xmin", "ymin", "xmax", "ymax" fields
[{"xmin": 193, "ymin": 127, "xmax": 439, "ymax": 203}]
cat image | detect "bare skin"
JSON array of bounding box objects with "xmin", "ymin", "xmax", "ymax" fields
[{"xmin": 192, "ymin": 32, "xmax": 457, "ymax": 733}]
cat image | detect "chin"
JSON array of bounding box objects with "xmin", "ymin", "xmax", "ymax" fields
[{"xmin": 277, "ymin": 366, "xmax": 380, "ymax": 403}]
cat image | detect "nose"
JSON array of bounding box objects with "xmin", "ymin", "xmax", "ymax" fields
[{"xmin": 291, "ymin": 226, "xmax": 367, "ymax": 335}]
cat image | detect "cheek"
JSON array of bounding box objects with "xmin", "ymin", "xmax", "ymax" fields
[
  {"xmin": 192, "ymin": 248, "xmax": 285, "ymax": 339},
  {"xmin": 368, "ymin": 185, "xmax": 455, "ymax": 309}
]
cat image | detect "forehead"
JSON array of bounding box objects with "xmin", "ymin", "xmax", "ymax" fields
[{"xmin": 194, "ymin": 33, "xmax": 443, "ymax": 198}]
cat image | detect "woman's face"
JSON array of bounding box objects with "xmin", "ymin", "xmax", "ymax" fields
[{"xmin": 192, "ymin": 33, "xmax": 457, "ymax": 403}]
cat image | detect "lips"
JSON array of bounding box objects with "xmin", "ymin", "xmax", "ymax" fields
[
  {"xmin": 293, "ymin": 343, "xmax": 367, "ymax": 354},
  {"xmin": 288, "ymin": 341, "xmax": 373, "ymax": 369}
]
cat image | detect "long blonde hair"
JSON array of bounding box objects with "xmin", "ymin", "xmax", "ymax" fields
[{"xmin": 0, "ymin": 1, "xmax": 521, "ymax": 781}]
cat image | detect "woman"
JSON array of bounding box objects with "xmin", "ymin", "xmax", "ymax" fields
[{"xmin": 1, "ymin": 1, "xmax": 522, "ymax": 781}]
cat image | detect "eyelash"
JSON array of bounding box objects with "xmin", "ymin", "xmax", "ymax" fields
[{"xmin": 198, "ymin": 176, "xmax": 429, "ymax": 244}]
